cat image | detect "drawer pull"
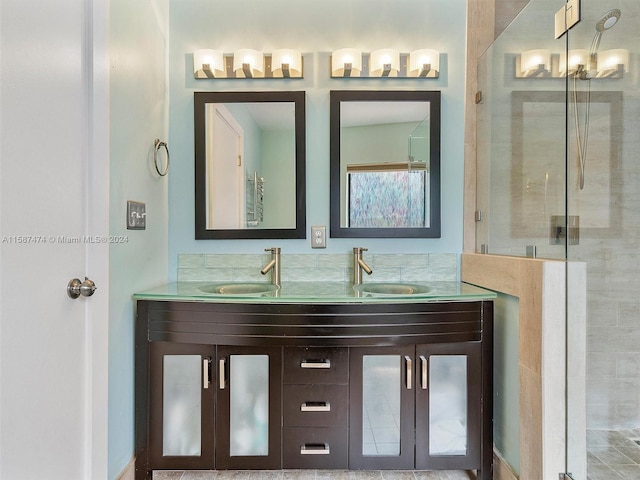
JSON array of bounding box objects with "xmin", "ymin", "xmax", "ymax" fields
[
  {"xmin": 301, "ymin": 359, "xmax": 331, "ymax": 369},
  {"xmin": 301, "ymin": 401, "xmax": 331, "ymax": 412},
  {"xmin": 300, "ymin": 443, "xmax": 330, "ymax": 455}
]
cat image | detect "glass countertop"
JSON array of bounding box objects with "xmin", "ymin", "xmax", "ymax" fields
[{"xmin": 133, "ymin": 281, "xmax": 496, "ymax": 304}]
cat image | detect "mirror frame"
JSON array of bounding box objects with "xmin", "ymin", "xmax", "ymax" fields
[
  {"xmin": 194, "ymin": 91, "xmax": 306, "ymax": 239},
  {"xmin": 329, "ymin": 90, "xmax": 441, "ymax": 238}
]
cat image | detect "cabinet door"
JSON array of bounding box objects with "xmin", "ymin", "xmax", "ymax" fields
[
  {"xmin": 415, "ymin": 342, "xmax": 482, "ymax": 470},
  {"xmin": 216, "ymin": 346, "xmax": 282, "ymax": 469},
  {"xmin": 349, "ymin": 346, "xmax": 415, "ymax": 469},
  {"xmin": 148, "ymin": 342, "xmax": 215, "ymax": 470}
]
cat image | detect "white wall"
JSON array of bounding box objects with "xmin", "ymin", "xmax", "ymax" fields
[
  {"xmin": 108, "ymin": 0, "xmax": 169, "ymax": 477},
  {"xmin": 167, "ymin": 0, "xmax": 468, "ymax": 278}
]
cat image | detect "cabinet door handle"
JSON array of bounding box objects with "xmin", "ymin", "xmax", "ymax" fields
[
  {"xmin": 301, "ymin": 401, "xmax": 331, "ymax": 412},
  {"xmin": 219, "ymin": 358, "xmax": 226, "ymax": 390},
  {"xmin": 420, "ymin": 355, "xmax": 428, "ymax": 390},
  {"xmin": 405, "ymin": 355, "xmax": 412, "ymax": 390},
  {"xmin": 301, "ymin": 359, "xmax": 331, "ymax": 369},
  {"xmin": 203, "ymin": 357, "xmax": 211, "ymax": 389},
  {"xmin": 300, "ymin": 443, "xmax": 330, "ymax": 455}
]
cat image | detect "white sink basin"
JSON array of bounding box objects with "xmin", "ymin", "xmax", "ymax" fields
[
  {"xmin": 354, "ymin": 282, "xmax": 431, "ymax": 296},
  {"xmin": 198, "ymin": 282, "xmax": 278, "ymax": 296}
]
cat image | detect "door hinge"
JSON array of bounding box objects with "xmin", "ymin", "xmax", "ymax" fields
[
  {"xmin": 475, "ymin": 91, "xmax": 483, "ymax": 104},
  {"xmin": 237, "ymin": 154, "xmax": 242, "ymax": 166},
  {"xmin": 475, "ymin": 210, "xmax": 483, "ymax": 222}
]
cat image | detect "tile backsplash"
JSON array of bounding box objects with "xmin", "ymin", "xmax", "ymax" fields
[{"xmin": 178, "ymin": 253, "xmax": 458, "ymax": 283}]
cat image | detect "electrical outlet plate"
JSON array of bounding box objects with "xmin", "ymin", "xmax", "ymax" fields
[
  {"xmin": 311, "ymin": 225, "xmax": 326, "ymax": 248},
  {"xmin": 127, "ymin": 201, "xmax": 146, "ymax": 230}
]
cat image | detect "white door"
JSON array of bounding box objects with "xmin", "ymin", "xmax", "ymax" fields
[
  {"xmin": 0, "ymin": 0, "xmax": 109, "ymax": 478},
  {"xmin": 207, "ymin": 104, "xmax": 244, "ymax": 229}
]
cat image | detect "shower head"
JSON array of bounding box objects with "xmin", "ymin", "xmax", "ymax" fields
[
  {"xmin": 596, "ymin": 9, "xmax": 621, "ymax": 32},
  {"xmin": 589, "ymin": 9, "xmax": 622, "ymax": 61}
]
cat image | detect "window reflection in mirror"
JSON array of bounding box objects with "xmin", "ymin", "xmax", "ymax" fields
[
  {"xmin": 330, "ymin": 91, "xmax": 441, "ymax": 238},
  {"xmin": 194, "ymin": 91, "xmax": 306, "ymax": 239}
]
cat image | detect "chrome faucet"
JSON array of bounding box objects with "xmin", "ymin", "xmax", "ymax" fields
[
  {"xmin": 353, "ymin": 247, "xmax": 373, "ymax": 286},
  {"xmin": 260, "ymin": 247, "xmax": 281, "ymax": 287}
]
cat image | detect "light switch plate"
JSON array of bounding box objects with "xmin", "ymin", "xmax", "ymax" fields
[
  {"xmin": 127, "ymin": 201, "xmax": 146, "ymax": 230},
  {"xmin": 311, "ymin": 225, "xmax": 326, "ymax": 248}
]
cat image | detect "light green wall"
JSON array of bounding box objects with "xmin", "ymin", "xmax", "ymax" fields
[
  {"xmin": 108, "ymin": 0, "xmax": 169, "ymax": 477},
  {"xmin": 262, "ymin": 129, "xmax": 296, "ymax": 228},
  {"xmin": 168, "ymin": 0, "xmax": 468, "ymax": 278}
]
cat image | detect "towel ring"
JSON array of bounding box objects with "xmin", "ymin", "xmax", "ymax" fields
[{"xmin": 154, "ymin": 139, "xmax": 170, "ymax": 176}]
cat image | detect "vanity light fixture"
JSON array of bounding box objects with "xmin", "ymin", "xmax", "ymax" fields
[
  {"xmin": 331, "ymin": 48, "xmax": 362, "ymax": 77},
  {"xmin": 559, "ymin": 49, "xmax": 589, "ymax": 76},
  {"xmin": 232, "ymin": 49, "xmax": 265, "ymax": 78},
  {"xmin": 330, "ymin": 48, "xmax": 440, "ymax": 78},
  {"xmin": 193, "ymin": 49, "xmax": 304, "ymax": 79},
  {"xmin": 271, "ymin": 49, "xmax": 303, "ymax": 78},
  {"xmin": 370, "ymin": 49, "xmax": 400, "ymax": 77},
  {"xmin": 194, "ymin": 49, "xmax": 226, "ymax": 78},
  {"xmin": 596, "ymin": 48, "xmax": 629, "ymax": 78},
  {"xmin": 408, "ymin": 49, "xmax": 440, "ymax": 78},
  {"xmin": 518, "ymin": 49, "xmax": 551, "ymax": 77}
]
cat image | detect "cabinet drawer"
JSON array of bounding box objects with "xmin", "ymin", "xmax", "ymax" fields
[
  {"xmin": 284, "ymin": 347, "xmax": 348, "ymax": 384},
  {"xmin": 282, "ymin": 427, "xmax": 348, "ymax": 469},
  {"xmin": 283, "ymin": 384, "xmax": 348, "ymax": 426}
]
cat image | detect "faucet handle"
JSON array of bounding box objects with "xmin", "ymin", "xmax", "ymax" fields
[
  {"xmin": 353, "ymin": 247, "xmax": 368, "ymax": 253},
  {"xmin": 265, "ymin": 247, "xmax": 281, "ymax": 254}
]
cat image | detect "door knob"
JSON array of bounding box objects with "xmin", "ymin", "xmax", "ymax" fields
[{"xmin": 67, "ymin": 277, "xmax": 97, "ymax": 299}]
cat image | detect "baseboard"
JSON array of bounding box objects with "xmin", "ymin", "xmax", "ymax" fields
[
  {"xmin": 494, "ymin": 448, "xmax": 518, "ymax": 480},
  {"xmin": 116, "ymin": 457, "xmax": 136, "ymax": 480}
]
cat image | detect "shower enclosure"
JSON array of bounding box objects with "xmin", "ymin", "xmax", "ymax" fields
[{"xmin": 476, "ymin": 0, "xmax": 640, "ymax": 478}]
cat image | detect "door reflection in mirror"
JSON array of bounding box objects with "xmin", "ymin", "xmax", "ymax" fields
[{"xmin": 205, "ymin": 102, "xmax": 295, "ymax": 230}]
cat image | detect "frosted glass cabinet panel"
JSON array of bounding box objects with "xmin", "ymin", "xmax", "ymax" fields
[
  {"xmin": 163, "ymin": 355, "xmax": 203, "ymax": 456},
  {"xmin": 229, "ymin": 355, "xmax": 269, "ymax": 456},
  {"xmin": 148, "ymin": 342, "xmax": 215, "ymax": 470},
  {"xmin": 415, "ymin": 343, "xmax": 481, "ymax": 470},
  {"xmin": 428, "ymin": 355, "xmax": 468, "ymax": 456},
  {"xmin": 362, "ymin": 355, "xmax": 401, "ymax": 456},
  {"xmin": 349, "ymin": 346, "xmax": 414, "ymax": 470},
  {"xmin": 216, "ymin": 346, "xmax": 282, "ymax": 470}
]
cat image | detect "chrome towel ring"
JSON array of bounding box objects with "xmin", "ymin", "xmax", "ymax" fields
[{"xmin": 154, "ymin": 139, "xmax": 170, "ymax": 176}]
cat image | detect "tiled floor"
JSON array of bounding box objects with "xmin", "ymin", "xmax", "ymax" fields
[
  {"xmin": 152, "ymin": 471, "xmax": 477, "ymax": 480},
  {"xmin": 587, "ymin": 429, "xmax": 640, "ymax": 480}
]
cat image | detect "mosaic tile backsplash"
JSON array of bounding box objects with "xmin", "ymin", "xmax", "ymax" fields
[{"xmin": 178, "ymin": 253, "xmax": 457, "ymax": 284}]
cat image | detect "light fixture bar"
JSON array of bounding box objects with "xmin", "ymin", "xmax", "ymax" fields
[
  {"xmin": 331, "ymin": 49, "xmax": 440, "ymax": 78},
  {"xmin": 193, "ymin": 50, "xmax": 304, "ymax": 79}
]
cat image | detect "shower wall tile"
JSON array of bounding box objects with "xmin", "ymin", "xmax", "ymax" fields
[
  {"xmin": 616, "ymin": 354, "xmax": 640, "ymax": 379},
  {"xmin": 588, "ymin": 352, "xmax": 617, "ymax": 377}
]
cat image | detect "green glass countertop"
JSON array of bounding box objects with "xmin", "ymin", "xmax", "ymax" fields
[{"xmin": 133, "ymin": 281, "xmax": 496, "ymax": 304}]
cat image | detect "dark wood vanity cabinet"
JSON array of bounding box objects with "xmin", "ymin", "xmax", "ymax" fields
[
  {"xmin": 216, "ymin": 345, "xmax": 282, "ymax": 469},
  {"xmin": 282, "ymin": 347, "xmax": 350, "ymax": 469},
  {"xmin": 135, "ymin": 299, "xmax": 493, "ymax": 480},
  {"xmin": 147, "ymin": 342, "xmax": 215, "ymax": 471},
  {"xmin": 349, "ymin": 343, "xmax": 482, "ymax": 470}
]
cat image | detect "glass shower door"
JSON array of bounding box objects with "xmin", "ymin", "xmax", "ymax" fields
[{"xmin": 565, "ymin": 1, "xmax": 640, "ymax": 479}]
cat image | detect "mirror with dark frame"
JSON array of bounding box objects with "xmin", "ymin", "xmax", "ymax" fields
[
  {"xmin": 194, "ymin": 91, "xmax": 306, "ymax": 239},
  {"xmin": 330, "ymin": 90, "xmax": 441, "ymax": 238}
]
